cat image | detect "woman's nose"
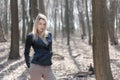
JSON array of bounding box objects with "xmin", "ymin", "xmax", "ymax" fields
[{"xmin": 41, "ymin": 27, "xmax": 44, "ymax": 29}]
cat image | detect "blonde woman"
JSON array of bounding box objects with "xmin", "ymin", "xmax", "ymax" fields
[{"xmin": 24, "ymin": 13, "xmax": 56, "ymax": 80}]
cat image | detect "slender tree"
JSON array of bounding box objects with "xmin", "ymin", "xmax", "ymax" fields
[
  {"xmin": 9, "ymin": 0, "xmax": 20, "ymax": 59},
  {"xmin": 77, "ymin": 0, "xmax": 86, "ymax": 39},
  {"xmin": 27, "ymin": 0, "xmax": 38, "ymax": 34},
  {"xmin": 69, "ymin": 0, "xmax": 75, "ymax": 34},
  {"xmin": 3, "ymin": 0, "xmax": 8, "ymax": 38},
  {"xmin": 53, "ymin": 0, "xmax": 57, "ymax": 41},
  {"xmin": 38, "ymin": 0, "xmax": 46, "ymax": 15},
  {"xmin": 85, "ymin": 0, "xmax": 92, "ymax": 45},
  {"xmin": 61, "ymin": 0, "xmax": 65, "ymax": 41},
  {"xmin": 31, "ymin": 0, "xmax": 38, "ymax": 19},
  {"xmin": 107, "ymin": 0, "xmax": 118, "ymax": 45},
  {"xmin": 0, "ymin": 21, "xmax": 6, "ymax": 42},
  {"xmin": 22, "ymin": 0, "xmax": 26, "ymax": 43},
  {"xmin": 27, "ymin": 0, "xmax": 32, "ymax": 34},
  {"xmin": 65, "ymin": 0, "xmax": 70, "ymax": 45}
]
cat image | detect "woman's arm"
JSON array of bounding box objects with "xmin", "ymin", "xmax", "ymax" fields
[
  {"xmin": 49, "ymin": 33, "xmax": 53, "ymax": 54},
  {"xmin": 24, "ymin": 34, "xmax": 32, "ymax": 68}
]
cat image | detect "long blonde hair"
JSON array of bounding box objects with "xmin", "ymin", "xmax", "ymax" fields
[{"xmin": 32, "ymin": 13, "xmax": 48, "ymax": 39}]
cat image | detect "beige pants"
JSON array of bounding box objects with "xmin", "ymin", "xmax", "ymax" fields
[{"xmin": 29, "ymin": 64, "xmax": 56, "ymax": 80}]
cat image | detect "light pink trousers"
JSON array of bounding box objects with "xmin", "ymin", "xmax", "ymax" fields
[{"xmin": 29, "ymin": 64, "xmax": 56, "ymax": 80}]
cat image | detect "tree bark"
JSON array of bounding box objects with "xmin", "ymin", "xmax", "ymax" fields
[
  {"xmin": 77, "ymin": 0, "xmax": 86, "ymax": 39},
  {"xmin": 61, "ymin": 0, "xmax": 65, "ymax": 41},
  {"xmin": 0, "ymin": 21, "xmax": 6, "ymax": 42},
  {"xmin": 69, "ymin": 0, "xmax": 75, "ymax": 34},
  {"xmin": 85, "ymin": 0, "xmax": 92, "ymax": 45},
  {"xmin": 27, "ymin": 0, "xmax": 38, "ymax": 34},
  {"xmin": 65, "ymin": 0, "xmax": 70, "ymax": 45},
  {"xmin": 107, "ymin": 0, "xmax": 118, "ymax": 45},
  {"xmin": 53, "ymin": 0, "xmax": 57, "ymax": 41},
  {"xmin": 22, "ymin": 0, "xmax": 26, "ymax": 43},
  {"xmin": 38, "ymin": 0, "xmax": 46, "ymax": 15},
  {"xmin": 3, "ymin": 0, "xmax": 8, "ymax": 39},
  {"xmin": 9, "ymin": 0, "xmax": 20, "ymax": 59},
  {"xmin": 92, "ymin": 0, "xmax": 114, "ymax": 80}
]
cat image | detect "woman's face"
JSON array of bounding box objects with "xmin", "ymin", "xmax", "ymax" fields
[{"xmin": 37, "ymin": 19, "xmax": 46, "ymax": 34}]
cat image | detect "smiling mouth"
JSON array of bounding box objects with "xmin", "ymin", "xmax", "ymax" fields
[{"xmin": 39, "ymin": 29, "xmax": 44, "ymax": 33}]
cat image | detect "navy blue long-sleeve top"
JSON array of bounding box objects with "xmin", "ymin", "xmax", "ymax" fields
[{"xmin": 24, "ymin": 32, "xmax": 53, "ymax": 68}]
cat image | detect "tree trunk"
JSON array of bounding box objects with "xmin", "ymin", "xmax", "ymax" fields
[
  {"xmin": 0, "ymin": 21, "xmax": 6, "ymax": 42},
  {"xmin": 9, "ymin": 0, "xmax": 20, "ymax": 59},
  {"xmin": 65, "ymin": 0, "xmax": 70, "ymax": 45},
  {"xmin": 54, "ymin": 9, "xmax": 57, "ymax": 41},
  {"xmin": 108, "ymin": 0, "xmax": 118, "ymax": 45},
  {"xmin": 53, "ymin": 0, "xmax": 57, "ymax": 41},
  {"xmin": 77, "ymin": 0, "xmax": 86, "ymax": 39},
  {"xmin": 38, "ymin": 0, "xmax": 46, "ymax": 15},
  {"xmin": 31, "ymin": 0, "xmax": 38, "ymax": 19},
  {"xmin": 92, "ymin": 0, "xmax": 114, "ymax": 80},
  {"xmin": 27, "ymin": 0, "xmax": 32, "ymax": 34},
  {"xmin": 22, "ymin": 0, "xmax": 26, "ymax": 43},
  {"xmin": 3, "ymin": 0, "xmax": 8, "ymax": 39},
  {"xmin": 61, "ymin": 0, "xmax": 65, "ymax": 42},
  {"xmin": 27, "ymin": 0, "xmax": 38, "ymax": 34},
  {"xmin": 85, "ymin": 0, "xmax": 92, "ymax": 45},
  {"xmin": 69, "ymin": 0, "xmax": 75, "ymax": 34}
]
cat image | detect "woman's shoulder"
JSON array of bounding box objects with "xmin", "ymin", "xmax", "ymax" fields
[
  {"xmin": 45, "ymin": 31, "xmax": 52, "ymax": 37},
  {"xmin": 27, "ymin": 32, "xmax": 34, "ymax": 38}
]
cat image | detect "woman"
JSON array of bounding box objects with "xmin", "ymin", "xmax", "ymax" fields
[{"xmin": 24, "ymin": 13, "xmax": 56, "ymax": 80}]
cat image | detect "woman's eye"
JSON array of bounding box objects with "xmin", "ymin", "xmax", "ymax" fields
[{"xmin": 43, "ymin": 23, "xmax": 46, "ymax": 26}]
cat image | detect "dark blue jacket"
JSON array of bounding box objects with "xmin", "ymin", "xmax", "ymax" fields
[{"xmin": 24, "ymin": 32, "xmax": 53, "ymax": 68}]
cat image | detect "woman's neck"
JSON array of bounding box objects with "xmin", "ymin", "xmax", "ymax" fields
[{"xmin": 39, "ymin": 32, "xmax": 45, "ymax": 39}]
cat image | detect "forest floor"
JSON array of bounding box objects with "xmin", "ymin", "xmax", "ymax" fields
[{"xmin": 0, "ymin": 37, "xmax": 120, "ymax": 80}]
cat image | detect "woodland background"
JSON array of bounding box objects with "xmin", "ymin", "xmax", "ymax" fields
[{"xmin": 0, "ymin": 0, "xmax": 120, "ymax": 80}]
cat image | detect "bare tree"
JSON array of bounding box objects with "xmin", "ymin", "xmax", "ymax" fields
[
  {"xmin": 38, "ymin": 0, "xmax": 46, "ymax": 15},
  {"xmin": 92, "ymin": 0, "xmax": 114, "ymax": 80},
  {"xmin": 0, "ymin": 21, "xmax": 6, "ymax": 42},
  {"xmin": 22, "ymin": 0, "xmax": 26, "ymax": 43},
  {"xmin": 3, "ymin": 0, "xmax": 8, "ymax": 38},
  {"xmin": 92, "ymin": 0, "xmax": 113, "ymax": 80},
  {"xmin": 60, "ymin": 0, "xmax": 66, "ymax": 41},
  {"xmin": 31, "ymin": 0, "xmax": 38, "ymax": 19},
  {"xmin": 69, "ymin": 0, "xmax": 75, "ymax": 34},
  {"xmin": 107, "ymin": 0, "xmax": 118, "ymax": 45},
  {"xmin": 65, "ymin": 0, "xmax": 70, "ymax": 45},
  {"xmin": 9, "ymin": 0, "xmax": 20, "ymax": 59},
  {"xmin": 85, "ymin": 0, "xmax": 92, "ymax": 45},
  {"xmin": 53, "ymin": 0, "xmax": 57, "ymax": 41},
  {"xmin": 77, "ymin": 0, "xmax": 87, "ymax": 39},
  {"xmin": 27, "ymin": 0, "xmax": 38, "ymax": 34}
]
